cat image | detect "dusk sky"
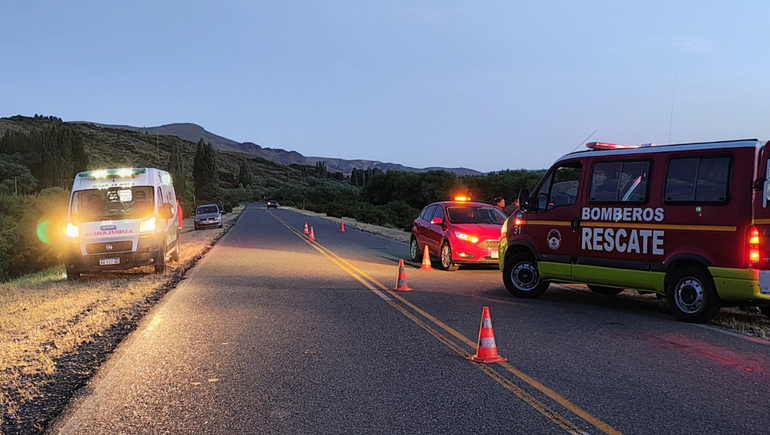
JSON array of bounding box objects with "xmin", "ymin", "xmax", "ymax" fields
[{"xmin": 2, "ymin": 0, "xmax": 769, "ymax": 172}]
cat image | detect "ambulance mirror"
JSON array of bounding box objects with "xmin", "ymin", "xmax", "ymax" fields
[{"xmin": 518, "ymin": 189, "xmax": 530, "ymax": 211}]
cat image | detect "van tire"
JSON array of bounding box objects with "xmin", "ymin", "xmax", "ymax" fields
[
  {"xmin": 666, "ymin": 265, "xmax": 720, "ymax": 323},
  {"xmin": 439, "ymin": 242, "xmax": 459, "ymax": 271},
  {"xmin": 154, "ymin": 244, "xmax": 167, "ymax": 274},
  {"xmin": 409, "ymin": 237, "xmax": 420, "ymax": 262},
  {"xmin": 588, "ymin": 285, "xmax": 624, "ymax": 296},
  {"xmin": 170, "ymin": 241, "xmax": 180, "ymax": 263},
  {"xmin": 503, "ymin": 252, "xmax": 549, "ymax": 298},
  {"xmin": 66, "ymin": 271, "xmax": 81, "ymax": 281}
]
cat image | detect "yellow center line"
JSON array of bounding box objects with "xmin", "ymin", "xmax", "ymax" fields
[{"xmin": 269, "ymin": 212, "xmax": 617, "ymax": 435}]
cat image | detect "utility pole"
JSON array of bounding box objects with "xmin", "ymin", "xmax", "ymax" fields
[{"xmin": 14, "ymin": 176, "xmax": 18, "ymax": 196}]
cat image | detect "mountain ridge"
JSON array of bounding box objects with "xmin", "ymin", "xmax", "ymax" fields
[{"xmin": 74, "ymin": 121, "xmax": 483, "ymax": 176}]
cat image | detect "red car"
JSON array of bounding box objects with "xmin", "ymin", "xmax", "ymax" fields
[{"xmin": 410, "ymin": 198, "xmax": 507, "ymax": 271}]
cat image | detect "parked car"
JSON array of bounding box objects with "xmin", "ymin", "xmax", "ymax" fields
[
  {"xmin": 267, "ymin": 200, "xmax": 279, "ymax": 209},
  {"xmin": 410, "ymin": 197, "xmax": 506, "ymax": 271},
  {"xmin": 194, "ymin": 204, "xmax": 223, "ymax": 230}
]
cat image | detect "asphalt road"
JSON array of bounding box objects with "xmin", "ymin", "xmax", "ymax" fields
[{"xmin": 51, "ymin": 203, "xmax": 770, "ymax": 434}]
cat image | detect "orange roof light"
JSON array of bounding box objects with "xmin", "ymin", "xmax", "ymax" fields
[{"xmin": 454, "ymin": 196, "xmax": 470, "ymax": 202}]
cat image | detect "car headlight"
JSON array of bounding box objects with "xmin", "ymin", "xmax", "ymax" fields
[
  {"xmin": 453, "ymin": 231, "xmax": 479, "ymax": 244},
  {"xmin": 140, "ymin": 216, "xmax": 157, "ymax": 232},
  {"xmin": 66, "ymin": 222, "xmax": 79, "ymax": 238}
]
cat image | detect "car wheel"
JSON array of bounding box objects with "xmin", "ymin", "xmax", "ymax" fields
[
  {"xmin": 439, "ymin": 242, "xmax": 459, "ymax": 271},
  {"xmin": 503, "ymin": 252, "xmax": 549, "ymax": 298},
  {"xmin": 409, "ymin": 237, "xmax": 420, "ymax": 262},
  {"xmin": 588, "ymin": 285, "xmax": 624, "ymax": 296},
  {"xmin": 194, "ymin": 225, "xmax": 200, "ymax": 231},
  {"xmin": 666, "ymin": 265, "xmax": 720, "ymax": 323},
  {"xmin": 218, "ymin": 223, "xmax": 223, "ymax": 228}
]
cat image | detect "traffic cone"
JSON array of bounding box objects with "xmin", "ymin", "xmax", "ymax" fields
[
  {"xmin": 340, "ymin": 220, "xmax": 345, "ymax": 232},
  {"xmin": 420, "ymin": 245, "xmax": 433, "ymax": 271},
  {"xmin": 309, "ymin": 226, "xmax": 316, "ymax": 241},
  {"xmin": 467, "ymin": 306, "xmax": 507, "ymax": 364},
  {"xmin": 393, "ymin": 259, "xmax": 412, "ymax": 291},
  {"xmin": 303, "ymin": 222, "xmax": 309, "ymax": 234}
]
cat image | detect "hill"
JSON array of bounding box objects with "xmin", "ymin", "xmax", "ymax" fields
[
  {"xmin": 0, "ymin": 116, "xmax": 303, "ymax": 193},
  {"xmin": 79, "ymin": 122, "xmax": 483, "ymax": 176}
]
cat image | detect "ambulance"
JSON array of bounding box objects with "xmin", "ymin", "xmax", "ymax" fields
[
  {"xmin": 499, "ymin": 139, "xmax": 770, "ymax": 323},
  {"xmin": 64, "ymin": 168, "xmax": 180, "ymax": 280}
]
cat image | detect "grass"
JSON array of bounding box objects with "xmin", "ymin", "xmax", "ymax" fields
[{"xmin": 0, "ymin": 207, "xmax": 243, "ymax": 429}]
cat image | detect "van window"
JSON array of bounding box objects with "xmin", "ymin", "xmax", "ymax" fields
[
  {"xmin": 534, "ymin": 163, "xmax": 582, "ymax": 210},
  {"xmin": 590, "ymin": 160, "xmax": 650, "ymax": 203},
  {"xmin": 665, "ymin": 157, "xmax": 731, "ymax": 203}
]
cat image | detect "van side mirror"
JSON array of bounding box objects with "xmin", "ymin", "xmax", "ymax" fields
[
  {"xmin": 160, "ymin": 204, "xmax": 174, "ymax": 219},
  {"xmin": 518, "ymin": 189, "xmax": 530, "ymax": 211},
  {"xmin": 430, "ymin": 217, "xmax": 443, "ymax": 225}
]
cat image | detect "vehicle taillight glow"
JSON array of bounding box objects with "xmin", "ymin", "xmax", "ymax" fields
[{"xmin": 749, "ymin": 226, "xmax": 760, "ymax": 264}]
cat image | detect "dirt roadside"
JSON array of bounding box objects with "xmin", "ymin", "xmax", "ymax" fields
[{"xmin": 0, "ymin": 207, "xmax": 244, "ymax": 435}]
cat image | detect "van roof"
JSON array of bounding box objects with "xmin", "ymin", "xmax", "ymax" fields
[
  {"xmin": 72, "ymin": 167, "xmax": 172, "ymax": 191},
  {"xmin": 556, "ymin": 138, "xmax": 766, "ymax": 164}
]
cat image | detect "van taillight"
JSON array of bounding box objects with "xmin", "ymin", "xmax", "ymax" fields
[{"xmin": 749, "ymin": 226, "xmax": 760, "ymax": 263}]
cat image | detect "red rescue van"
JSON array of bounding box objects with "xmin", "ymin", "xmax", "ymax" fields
[{"xmin": 499, "ymin": 139, "xmax": 770, "ymax": 322}]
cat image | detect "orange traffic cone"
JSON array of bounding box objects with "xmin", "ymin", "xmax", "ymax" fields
[
  {"xmin": 303, "ymin": 222, "xmax": 309, "ymax": 234},
  {"xmin": 340, "ymin": 220, "xmax": 345, "ymax": 232},
  {"xmin": 309, "ymin": 226, "xmax": 316, "ymax": 241},
  {"xmin": 393, "ymin": 259, "xmax": 412, "ymax": 291},
  {"xmin": 467, "ymin": 306, "xmax": 507, "ymax": 364},
  {"xmin": 420, "ymin": 245, "xmax": 433, "ymax": 271}
]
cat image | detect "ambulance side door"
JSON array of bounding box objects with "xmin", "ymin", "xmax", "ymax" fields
[{"xmin": 526, "ymin": 160, "xmax": 584, "ymax": 278}]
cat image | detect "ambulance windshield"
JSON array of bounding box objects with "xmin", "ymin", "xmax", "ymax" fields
[{"xmin": 70, "ymin": 187, "xmax": 155, "ymax": 221}]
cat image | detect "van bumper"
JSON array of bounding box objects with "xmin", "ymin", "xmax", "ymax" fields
[
  {"xmin": 65, "ymin": 234, "xmax": 164, "ymax": 273},
  {"xmin": 710, "ymin": 267, "xmax": 770, "ymax": 304}
]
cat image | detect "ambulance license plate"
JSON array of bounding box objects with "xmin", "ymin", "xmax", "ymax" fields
[
  {"xmin": 491, "ymin": 250, "xmax": 499, "ymax": 259},
  {"xmin": 99, "ymin": 258, "xmax": 120, "ymax": 266}
]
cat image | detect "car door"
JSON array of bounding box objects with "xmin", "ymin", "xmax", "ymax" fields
[
  {"xmin": 525, "ymin": 160, "xmax": 584, "ymax": 278},
  {"xmin": 416, "ymin": 205, "xmax": 436, "ymax": 251},
  {"xmin": 426, "ymin": 204, "xmax": 447, "ymax": 254}
]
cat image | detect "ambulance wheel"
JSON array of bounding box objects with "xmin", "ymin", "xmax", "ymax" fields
[
  {"xmin": 666, "ymin": 266, "xmax": 720, "ymax": 323},
  {"xmin": 154, "ymin": 244, "xmax": 167, "ymax": 274},
  {"xmin": 503, "ymin": 252, "xmax": 549, "ymax": 298},
  {"xmin": 588, "ymin": 285, "xmax": 624, "ymax": 296},
  {"xmin": 439, "ymin": 242, "xmax": 459, "ymax": 271},
  {"xmin": 409, "ymin": 237, "xmax": 420, "ymax": 262},
  {"xmin": 170, "ymin": 242, "xmax": 180, "ymax": 263},
  {"xmin": 66, "ymin": 271, "xmax": 81, "ymax": 281}
]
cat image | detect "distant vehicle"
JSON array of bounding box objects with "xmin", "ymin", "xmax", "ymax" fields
[
  {"xmin": 267, "ymin": 200, "xmax": 279, "ymax": 209},
  {"xmin": 410, "ymin": 197, "xmax": 506, "ymax": 271},
  {"xmin": 501, "ymin": 139, "xmax": 770, "ymax": 323},
  {"xmin": 194, "ymin": 204, "xmax": 223, "ymax": 230},
  {"xmin": 64, "ymin": 168, "xmax": 180, "ymax": 280}
]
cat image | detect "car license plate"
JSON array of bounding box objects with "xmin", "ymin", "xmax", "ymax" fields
[
  {"xmin": 99, "ymin": 258, "xmax": 120, "ymax": 266},
  {"xmin": 491, "ymin": 250, "xmax": 499, "ymax": 259}
]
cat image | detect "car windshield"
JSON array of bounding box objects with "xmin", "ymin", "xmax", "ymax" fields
[
  {"xmin": 71, "ymin": 187, "xmax": 155, "ymax": 221},
  {"xmin": 197, "ymin": 206, "xmax": 219, "ymax": 215},
  {"xmin": 446, "ymin": 206, "xmax": 506, "ymax": 224}
]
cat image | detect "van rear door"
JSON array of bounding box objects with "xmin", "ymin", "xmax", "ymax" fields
[{"xmin": 753, "ymin": 141, "xmax": 770, "ymax": 273}]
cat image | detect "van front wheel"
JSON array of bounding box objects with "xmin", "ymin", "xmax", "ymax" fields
[
  {"xmin": 503, "ymin": 253, "xmax": 549, "ymax": 298},
  {"xmin": 666, "ymin": 266, "xmax": 720, "ymax": 323}
]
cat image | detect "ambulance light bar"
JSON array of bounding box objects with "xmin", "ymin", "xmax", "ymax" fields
[
  {"xmin": 586, "ymin": 142, "xmax": 656, "ymax": 150},
  {"xmin": 79, "ymin": 168, "xmax": 147, "ymax": 179}
]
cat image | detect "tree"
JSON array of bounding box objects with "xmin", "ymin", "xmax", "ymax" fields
[
  {"xmin": 237, "ymin": 159, "xmax": 252, "ymax": 188},
  {"xmin": 167, "ymin": 143, "xmax": 186, "ymax": 198},
  {"xmin": 193, "ymin": 139, "xmax": 219, "ymax": 201}
]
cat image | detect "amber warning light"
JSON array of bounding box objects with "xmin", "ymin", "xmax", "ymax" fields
[{"xmin": 454, "ymin": 196, "xmax": 470, "ymax": 202}]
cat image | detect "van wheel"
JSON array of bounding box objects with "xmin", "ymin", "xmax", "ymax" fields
[
  {"xmin": 66, "ymin": 271, "xmax": 81, "ymax": 281},
  {"xmin": 154, "ymin": 245, "xmax": 167, "ymax": 274},
  {"xmin": 588, "ymin": 285, "xmax": 624, "ymax": 296},
  {"xmin": 409, "ymin": 237, "xmax": 420, "ymax": 262},
  {"xmin": 503, "ymin": 252, "xmax": 549, "ymax": 298},
  {"xmin": 439, "ymin": 242, "xmax": 459, "ymax": 271},
  {"xmin": 759, "ymin": 306, "xmax": 770, "ymax": 319},
  {"xmin": 666, "ymin": 265, "xmax": 720, "ymax": 323}
]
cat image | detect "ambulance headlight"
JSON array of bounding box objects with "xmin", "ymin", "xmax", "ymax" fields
[
  {"xmin": 66, "ymin": 223, "xmax": 79, "ymax": 238},
  {"xmin": 140, "ymin": 216, "xmax": 157, "ymax": 233},
  {"xmin": 453, "ymin": 232, "xmax": 479, "ymax": 244}
]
